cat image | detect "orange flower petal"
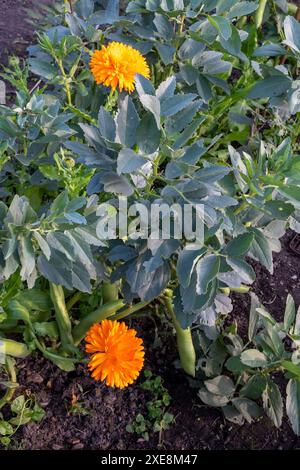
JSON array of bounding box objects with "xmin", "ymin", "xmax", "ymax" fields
[
  {"xmin": 85, "ymin": 319, "xmax": 145, "ymax": 388},
  {"xmin": 90, "ymin": 41, "xmax": 150, "ymax": 93}
]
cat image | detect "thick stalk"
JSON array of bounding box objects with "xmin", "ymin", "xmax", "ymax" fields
[
  {"xmin": 49, "ymin": 283, "xmax": 74, "ymax": 352},
  {"xmin": 255, "ymin": 0, "xmax": 268, "ymax": 28},
  {"xmin": 66, "ymin": 291, "xmax": 82, "ymax": 311},
  {"xmin": 72, "ymin": 299, "xmax": 125, "ymax": 345},
  {"xmin": 164, "ymin": 293, "xmax": 196, "ymax": 377},
  {"xmin": 110, "ymin": 301, "xmax": 151, "ymax": 321},
  {"xmin": 220, "ymin": 285, "xmax": 250, "ymax": 294}
]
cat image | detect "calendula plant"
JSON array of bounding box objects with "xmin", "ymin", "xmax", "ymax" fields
[{"xmin": 0, "ymin": 0, "xmax": 300, "ymax": 434}]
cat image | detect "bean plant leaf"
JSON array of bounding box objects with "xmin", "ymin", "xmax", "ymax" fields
[
  {"xmin": 262, "ymin": 380, "xmax": 283, "ymax": 428},
  {"xmin": 286, "ymin": 379, "xmax": 300, "ymax": 436}
]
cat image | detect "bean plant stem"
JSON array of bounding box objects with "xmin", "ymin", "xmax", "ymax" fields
[
  {"xmin": 110, "ymin": 301, "xmax": 151, "ymax": 321},
  {"xmin": 0, "ymin": 357, "xmax": 17, "ymax": 409},
  {"xmin": 163, "ymin": 290, "xmax": 196, "ymax": 377},
  {"xmin": 66, "ymin": 291, "xmax": 82, "ymax": 311},
  {"xmin": 255, "ymin": 0, "xmax": 268, "ymax": 28},
  {"xmin": 49, "ymin": 283, "xmax": 74, "ymax": 352},
  {"xmin": 56, "ymin": 58, "xmax": 72, "ymax": 106}
]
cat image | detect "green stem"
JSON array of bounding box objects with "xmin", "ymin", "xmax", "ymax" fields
[
  {"xmin": 72, "ymin": 300, "xmax": 125, "ymax": 345},
  {"xmin": 234, "ymin": 200, "xmax": 248, "ymax": 216},
  {"xmin": 255, "ymin": 0, "xmax": 268, "ymax": 28},
  {"xmin": 57, "ymin": 58, "xmax": 72, "ymax": 106},
  {"xmin": 66, "ymin": 291, "xmax": 82, "ymax": 311},
  {"xmin": 49, "ymin": 283, "xmax": 74, "ymax": 353},
  {"xmin": 220, "ymin": 285, "xmax": 250, "ymax": 294},
  {"xmin": 67, "ymin": 105, "xmax": 96, "ymax": 124},
  {"xmin": 104, "ymin": 89, "xmax": 118, "ymax": 112},
  {"xmin": 163, "ymin": 292, "xmax": 196, "ymax": 377},
  {"xmin": 110, "ymin": 301, "xmax": 151, "ymax": 321},
  {"xmin": 0, "ymin": 357, "xmax": 18, "ymax": 409}
]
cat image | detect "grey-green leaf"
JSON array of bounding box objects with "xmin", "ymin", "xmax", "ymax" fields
[
  {"xmin": 286, "ymin": 379, "xmax": 300, "ymax": 435},
  {"xmin": 205, "ymin": 375, "xmax": 235, "ymax": 396},
  {"xmin": 240, "ymin": 349, "xmax": 269, "ymax": 368},
  {"xmin": 263, "ymin": 380, "xmax": 283, "ymax": 428}
]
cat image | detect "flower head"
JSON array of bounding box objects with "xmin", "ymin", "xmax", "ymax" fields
[
  {"xmin": 85, "ymin": 319, "xmax": 145, "ymax": 388},
  {"xmin": 90, "ymin": 41, "xmax": 150, "ymax": 93}
]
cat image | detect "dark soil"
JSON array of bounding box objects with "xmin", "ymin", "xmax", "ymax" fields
[
  {"xmin": 0, "ymin": 231, "xmax": 298, "ymax": 451},
  {"xmin": 0, "ymin": 0, "xmax": 50, "ymax": 68}
]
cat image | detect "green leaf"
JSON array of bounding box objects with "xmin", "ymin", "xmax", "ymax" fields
[
  {"xmin": 7, "ymin": 300, "xmax": 30, "ymax": 323},
  {"xmin": 196, "ymin": 254, "xmax": 220, "ymax": 295},
  {"xmin": 139, "ymin": 94, "xmax": 161, "ymax": 128},
  {"xmin": 286, "ymin": 379, "xmax": 300, "ymax": 435},
  {"xmin": 116, "ymin": 95, "xmax": 139, "ymax": 147},
  {"xmin": 248, "ymin": 75, "xmax": 291, "ymax": 99},
  {"xmin": 278, "ymin": 184, "xmax": 300, "ymax": 208},
  {"xmin": 225, "ymin": 233, "xmax": 254, "ymax": 257},
  {"xmin": 225, "ymin": 356, "xmax": 247, "ymax": 373},
  {"xmin": 227, "ymin": 1, "xmax": 259, "ymax": 19},
  {"xmin": 13, "ymin": 289, "xmax": 52, "ymax": 312},
  {"xmin": 153, "ymin": 13, "xmax": 174, "ymax": 39},
  {"xmin": 79, "ymin": 0, "xmax": 94, "ymax": 18},
  {"xmin": 34, "ymin": 321, "xmax": 59, "ymax": 339},
  {"xmin": 264, "ymin": 200, "xmax": 294, "ymax": 219},
  {"xmin": 29, "ymin": 59, "xmax": 57, "ymax": 80},
  {"xmin": 43, "ymin": 349, "xmax": 76, "ymax": 372},
  {"xmin": 248, "ymin": 293, "xmax": 260, "ymax": 341},
  {"xmin": 11, "ymin": 395, "xmax": 25, "ymax": 414},
  {"xmin": 281, "ymin": 360, "xmax": 300, "ymax": 378},
  {"xmin": 198, "ymin": 387, "xmax": 229, "ymax": 407},
  {"xmin": 177, "ymin": 245, "xmax": 206, "ymax": 289},
  {"xmin": 240, "ymin": 349, "xmax": 269, "ymax": 368},
  {"xmin": 240, "ymin": 374, "xmax": 267, "ymax": 399},
  {"xmin": 219, "ymin": 26, "xmax": 242, "ymax": 57},
  {"xmin": 47, "ymin": 232, "xmax": 75, "ymax": 261},
  {"xmin": 136, "ymin": 113, "xmax": 160, "ymax": 154},
  {"xmin": 0, "ymin": 421, "xmax": 13, "ymax": 436},
  {"xmin": 262, "ymin": 380, "xmax": 283, "ymax": 428},
  {"xmin": 33, "ymin": 232, "xmax": 51, "ymax": 260},
  {"xmin": 98, "ymin": 106, "xmax": 116, "ymax": 142},
  {"xmin": 208, "ymin": 15, "xmax": 232, "ymax": 40},
  {"xmin": 284, "ymin": 294, "xmax": 296, "ymax": 332},
  {"xmin": 248, "ymin": 228, "xmax": 273, "ymax": 273},
  {"xmin": 231, "ymin": 397, "xmax": 262, "ymax": 423},
  {"xmin": 117, "ymin": 148, "xmax": 147, "ymax": 174},
  {"xmin": 226, "ymin": 257, "xmax": 255, "ymax": 285},
  {"xmin": 253, "ymin": 43, "xmax": 286, "ymax": 57},
  {"xmin": 161, "ymin": 94, "xmax": 197, "ymax": 117},
  {"xmin": 284, "ymin": 15, "xmax": 300, "ymax": 53},
  {"xmin": 205, "ymin": 375, "xmax": 235, "ymax": 396}
]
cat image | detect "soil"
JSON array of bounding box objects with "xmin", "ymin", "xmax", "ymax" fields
[
  {"xmin": 1, "ymin": 0, "xmax": 300, "ymax": 453},
  {"xmin": 0, "ymin": 0, "xmax": 51, "ymax": 68}
]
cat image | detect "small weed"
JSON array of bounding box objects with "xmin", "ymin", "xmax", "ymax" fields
[
  {"xmin": 126, "ymin": 370, "xmax": 174, "ymax": 446},
  {"xmin": 0, "ymin": 394, "xmax": 45, "ymax": 447}
]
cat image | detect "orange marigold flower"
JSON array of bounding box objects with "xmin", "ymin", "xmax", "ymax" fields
[
  {"xmin": 90, "ymin": 41, "xmax": 150, "ymax": 93},
  {"xmin": 85, "ymin": 319, "xmax": 145, "ymax": 388}
]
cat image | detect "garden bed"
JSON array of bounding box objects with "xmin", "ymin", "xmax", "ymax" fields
[
  {"xmin": 3, "ymin": 231, "xmax": 300, "ymax": 450},
  {"xmin": 1, "ymin": 0, "xmax": 300, "ymax": 452}
]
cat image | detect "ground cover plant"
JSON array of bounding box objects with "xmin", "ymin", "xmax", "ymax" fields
[{"xmin": 1, "ymin": 0, "xmax": 300, "ymax": 448}]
